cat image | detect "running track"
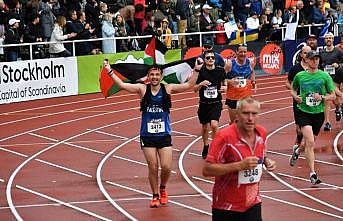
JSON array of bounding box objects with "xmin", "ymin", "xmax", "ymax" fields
[{"xmin": 0, "ymin": 75, "xmax": 342, "ymax": 221}]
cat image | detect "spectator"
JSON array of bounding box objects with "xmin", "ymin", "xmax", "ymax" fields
[
  {"xmin": 175, "ymin": 0, "xmax": 190, "ymax": 49},
  {"xmin": 309, "ymin": 1, "xmax": 326, "ymax": 36},
  {"xmin": 262, "ymin": 0, "xmax": 274, "ymax": 11},
  {"xmin": 158, "ymin": 18, "xmax": 172, "ymax": 49},
  {"xmin": 187, "ymin": 4, "xmax": 201, "ymax": 47},
  {"xmin": 4, "ymin": 18, "xmax": 21, "ymax": 61},
  {"xmin": 199, "ymin": 4, "xmax": 215, "ymax": 45},
  {"xmin": 326, "ymin": 8, "xmax": 337, "ymax": 33},
  {"xmin": 134, "ymin": 0, "xmax": 146, "ymax": 35},
  {"xmin": 251, "ymin": 0, "xmax": 263, "ymax": 16},
  {"xmin": 99, "ymin": 2, "xmax": 108, "ymax": 22},
  {"xmin": 246, "ymin": 11, "xmax": 260, "ymax": 30},
  {"xmin": 158, "ymin": 0, "xmax": 176, "ymax": 33},
  {"xmin": 39, "ymin": 0, "xmax": 56, "ymax": 41},
  {"xmin": 75, "ymin": 11, "xmax": 97, "ymax": 55},
  {"xmin": 85, "ymin": 0, "xmax": 100, "ymax": 37},
  {"xmin": 49, "ymin": 16, "xmax": 76, "ymax": 57},
  {"xmin": 222, "ymin": 0, "xmax": 233, "ymax": 17},
  {"xmin": 114, "ymin": 14, "xmax": 129, "ymax": 52},
  {"xmin": 214, "ymin": 19, "xmax": 227, "ymax": 45},
  {"xmin": 23, "ymin": 13, "xmax": 44, "ymax": 59},
  {"xmin": 235, "ymin": 0, "xmax": 251, "ymax": 29},
  {"xmin": 270, "ymin": 9, "xmax": 284, "ymax": 40},
  {"xmin": 101, "ymin": 13, "xmax": 116, "ymax": 54},
  {"xmin": 337, "ymin": 3, "xmax": 343, "ymax": 34}
]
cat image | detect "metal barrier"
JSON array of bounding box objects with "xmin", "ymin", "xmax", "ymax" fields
[{"xmin": 0, "ymin": 22, "xmax": 341, "ymax": 61}]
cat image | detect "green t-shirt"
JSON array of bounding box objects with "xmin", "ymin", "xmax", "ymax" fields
[{"xmin": 292, "ymin": 70, "xmax": 335, "ymax": 114}]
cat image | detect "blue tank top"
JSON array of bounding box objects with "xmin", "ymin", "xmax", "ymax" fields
[
  {"xmin": 140, "ymin": 86, "xmax": 172, "ymax": 137},
  {"xmin": 228, "ymin": 59, "xmax": 252, "ymax": 79}
]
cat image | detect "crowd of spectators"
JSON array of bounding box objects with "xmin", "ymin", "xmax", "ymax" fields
[{"xmin": 0, "ymin": 0, "xmax": 342, "ymax": 61}]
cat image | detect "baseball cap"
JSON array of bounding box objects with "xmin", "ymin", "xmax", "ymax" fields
[
  {"xmin": 202, "ymin": 4, "xmax": 212, "ymax": 10},
  {"xmin": 8, "ymin": 18, "xmax": 20, "ymax": 26},
  {"xmin": 324, "ymin": 32, "xmax": 334, "ymax": 38},
  {"xmin": 203, "ymin": 39, "xmax": 213, "ymax": 48},
  {"xmin": 306, "ymin": 34, "xmax": 317, "ymax": 40},
  {"xmin": 216, "ymin": 19, "xmax": 225, "ymax": 24},
  {"xmin": 306, "ymin": 50, "xmax": 320, "ymax": 59}
]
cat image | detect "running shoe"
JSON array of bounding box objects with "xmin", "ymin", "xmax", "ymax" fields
[
  {"xmin": 202, "ymin": 144, "xmax": 209, "ymax": 159},
  {"xmin": 150, "ymin": 196, "xmax": 160, "ymax": 208},
  {"xmin": 310, "ymin": 173, "xmax": 322, "ymax": 185},
  {"xmin": 289, "ymin": 144, "xmax": 300, "ymax": 167},
  {"xmin": 336, "ymin": 109, "xmax": 342, "ymax": 121},
  {"xmin": 160, "ymin": 188, "xmax": 168, "ymax": 205},
  {"xmin": 323, "ymin": 122, "xmax": 332, "ymax": 131}
]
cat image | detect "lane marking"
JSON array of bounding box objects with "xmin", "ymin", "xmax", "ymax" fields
[
  {"xmin": 333, "ymin": 129, "xmax": 343, "ymax": 162},
  {"xmin": 16, "ymin": 185, "xmax": 112, "ymax": 221}
]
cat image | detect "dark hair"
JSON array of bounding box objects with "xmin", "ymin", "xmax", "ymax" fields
[
  {"xmin": 146, "ymin": 64, "xmax": 162, "ymax": 75},
  {"xmin": 203, "ymin": 50, "xmax": 214, "ymax": 57}
]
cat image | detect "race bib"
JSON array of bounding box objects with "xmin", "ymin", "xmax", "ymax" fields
[
  {"xmin": 238, "ymin": 164, "xmax": 262, "ymax": 184},
  {"xmin": 147, "ymin": 121, "xmax": 165, "ymax": 133},
  {"xmin": 324, "ymin": 65, "xmax": 335, "ymax": 75},
  {"xmin": 305, "ymin": 93, "xmax": 321, "ymax": 106},
  {"xmin": 235, "ymin": 77, "xmax": 247, "ymax": 88},
  {"xmin": 204, "ymin": 86, "xmax": 218, "ymax": 98}
]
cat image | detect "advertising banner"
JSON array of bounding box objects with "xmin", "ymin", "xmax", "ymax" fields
[{"xmin": 0, "ymin": 57, "xmax": 78, "ymax": 104}]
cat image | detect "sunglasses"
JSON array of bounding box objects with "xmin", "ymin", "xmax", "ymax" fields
[{"xmin": 205, "ymin": 56, "xmax": 215, "ymax": 60}]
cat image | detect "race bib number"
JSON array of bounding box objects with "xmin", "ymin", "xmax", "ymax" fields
[
  {"xmin": 238, "ymin": 164, "xmax": 262, "ymax": 184},
  {"xmin": 305, "ymin": 93, "xmax": 321, "ymax": 106},
  {"xmin": 204, "ymin": 86, "xmax": 218, "ymax": 98},
  {"xmin": 147, "ymin": 121, "xmax": 165, "ymax": 133},
  {"xmin": 235, "ymin": 77, "xmax": 247, "ymax": 88},
  {"xmin": 324, "ymin": 65, "xmax": 335, "ymax": 76}
]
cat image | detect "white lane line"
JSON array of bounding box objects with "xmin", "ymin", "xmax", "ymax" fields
[
  {"xmin": 191, "ymin": 176, "xmax": 339, "ymax": 192},
  {"xmin": 266, "ymin": 125, "xmax": 343, "ymax": 213},
  {"xmin": 267, "ymin": 150, "xmax": 343, "ymax": 167},
  {"xmin": 16, "ymin": 185, "xmax": 112, "ymax": 221},
  {"xmin": 96, "ymin": 115, "xmax": 200, "ymax": 220},
  {"xmin": 191, "ymin": 175, "xmax": 343, "ymax": 219},
  {"xmin": 276, "ymin": 172, "xmax": 343, "ymax": 190},
  {"xmin": 261, "ymin": 194, "xmax": 343, "ymax": 219},
  {"xmin": 333, "ymin": 129, "xmax": 343, "ymax": 162},
  {"xmin": 173, "ymin": 130, "xmax": 198, "ymax": 137},
  {"xmin": 112, "ymin": 155, "xmax": 177, "ymax": 174},
  {"xmin": 91, "ymin": 130, "xmax": 129, "ymax": 140},
  {"xmin": 0, "ymin": 178, "xmax": 4, "ymax": 182},
  {"xmin": 105, "ymin": 181, "xmax": 212, "ymax": 216}
]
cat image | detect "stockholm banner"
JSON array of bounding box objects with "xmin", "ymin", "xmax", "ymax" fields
[{"xmin": 0, "ymin": 57, "xmax": 78, "ymax": 104}]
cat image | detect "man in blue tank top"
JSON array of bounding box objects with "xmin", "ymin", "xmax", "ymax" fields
[{"xmin": 104, "ymin": 59, "xmax": 202, "ymax": 208}]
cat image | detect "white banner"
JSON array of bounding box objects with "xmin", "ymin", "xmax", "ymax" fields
[{"xmin": 0, "ymin": 57, "xmax": 78, "ymax": 104}]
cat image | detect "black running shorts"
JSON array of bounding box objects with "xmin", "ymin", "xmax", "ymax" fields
[
  {"xmin": 197, "ymin": 102, "xmax": 222, "ymax": 125},
  {"xmin": 225, "ymin": 99, "xmax": 238, "ymax": 109},
  {"xmin": 140, "ymin": 135, "xmax": 172, "ymax": 148},
  {"xmin": 212, "ymin": 203, "xmax": 262, "ymax": 221},
  {"xmin": 295, "ymin": 110, "xmax": 324, "ymax": 136}
]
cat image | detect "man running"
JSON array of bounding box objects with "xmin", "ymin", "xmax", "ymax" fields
[
  {"xmin": 286, "ymin": 45, "xmax": 311, "ymax": 166},
  {"xmin": 104, "ymin": 59, "xmax": 202, "ymax": 207},
  {"xmin": 203, "ymin": 97, "xmax": 276, "ymax": 221},
  {"xmin": 319, "ymin": 32, "xmax": 343, "ymax": 131},
  {"xmin": 194, "ymin": 50, "xmax": 227, "ymax": 159},
  {"xmin": 290, "ymin": 50, "xmax": 335, "ymax": 184},
  {"xmin": 225, "ymin": 44, "xmax": 256, "ymax": 123}
]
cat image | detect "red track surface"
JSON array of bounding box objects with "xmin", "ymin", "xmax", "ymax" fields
[{"xmin": 0, "ymin": 75, "xmax": 342, "ymax": 221}]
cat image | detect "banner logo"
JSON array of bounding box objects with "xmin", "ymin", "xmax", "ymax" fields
[{"xmin": 259, "ymin": 44, "xmax": 283, "ymax": 75}]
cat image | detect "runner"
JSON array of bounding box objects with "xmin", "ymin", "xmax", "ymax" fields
[
  {"xmin": 286, "ymin": 45, "xmax": 311, "ymax": 166},
  {"xmin": 194, "ymin": 50, "xmax": 227, "ymax": 159},
  {"xmin": 225, "ymin": 44, "xmax": 256, "ymax": 123},
  {"xmin": 104, "ymin": 59, "xmax": 202, "ymax": 207},
  {"xmin": 203, "ymin": 97, "xmax": 276, "ymax": 221},
  {"xmin": 319, "ymin": 32, "xmax": 343, "ymax": 131},
  {"xmin": 290, "ymin": 50, "xmax": 335, "ymax": 184}
]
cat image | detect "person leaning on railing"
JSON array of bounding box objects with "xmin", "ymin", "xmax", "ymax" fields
[{"xmin": 49, "ymin": 16, "xmax": 77, "ymax": 58}]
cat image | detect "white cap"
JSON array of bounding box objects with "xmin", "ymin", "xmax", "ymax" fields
[
  {"xmin": 216, "ymin": 19, "xmax": 225, "ymax": 23},
  {"xmin": 324, "ymin": 32, "xmax": 334, "ymax": 38},
  {"xmin": 8, "ymin": 18, "xmax": 20, "ymax": 26},
  {"xmin": 202, "ymin": 4, "xmax": 212, "ymax": 10}
]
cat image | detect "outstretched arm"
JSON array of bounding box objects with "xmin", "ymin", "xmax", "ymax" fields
[
  {"xmin": 166, "ymin": 58, "xmax": 204, "ymax": 94},
  {"xmin": 104, "ymin": 60, "xmax": 145, "ymax": 96}
]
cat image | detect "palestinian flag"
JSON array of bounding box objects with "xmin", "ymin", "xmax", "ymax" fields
[
  {"xmin": 144, "ymin": 36, "xmax": 168, "ymax": 65},
  {"xmin": 99, "ymin": 57, "xmax": 197, "ymax": 97}
]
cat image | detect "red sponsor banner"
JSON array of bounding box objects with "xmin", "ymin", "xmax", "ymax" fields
[{"xmin": 259, "ymin": 43, "xmax": 283, "ymax": 75}]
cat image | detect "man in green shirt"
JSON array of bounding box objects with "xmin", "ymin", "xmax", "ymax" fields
[{"xmin": 290, "ymin": 50, "xmax": 335, "ymax": 184}]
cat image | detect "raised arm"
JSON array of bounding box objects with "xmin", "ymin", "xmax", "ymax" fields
[
  {"xmin": 104, "ymin": 60, "xmax": 145, "ymax": 96},
  {"xmin": 166, "ymin": 58, "xmax": 204, "ymax": 94}
]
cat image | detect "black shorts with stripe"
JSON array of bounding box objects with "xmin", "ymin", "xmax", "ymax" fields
[
  {"xmin": 197, "ymin": 101, "xmax": 222, "ymax": 125},
  {"xmin": 212, "ymin": 203, "xmax": 262, "ymax": 221}
]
